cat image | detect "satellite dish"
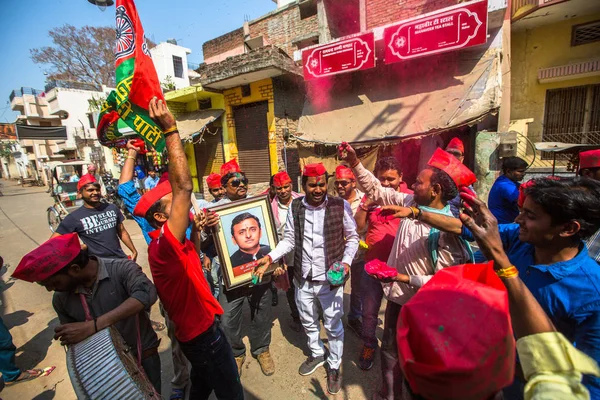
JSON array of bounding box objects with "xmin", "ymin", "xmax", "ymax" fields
[{"xmin": 87, "ymin": 0, "xmax": 114, "ymax": 11}]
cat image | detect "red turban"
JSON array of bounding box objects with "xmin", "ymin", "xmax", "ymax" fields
[
  {"xmin": 206, "ymin": 173, "xmax": 222, "ymax": 189},
  {"xmin": 220, "ymin": 158, "xmax": 241, "ymax": 176},
  {"xmin": 77, "ymin": 174, "xmax": 98, "ymax": 191},
  {"xmin": 427, "ymin": 148, "xmax": 476, "ymax": 188},
  {"xmin": 273, "ymin": 171, "xmax": 292, "ymax": 187},
  {"xmin": 335, "ymin": 165, "xmax": 355, "ymax": 180},
  {"xmin": 398, "ymin": 261, "xmax": 515, "ymax": 400},
  {"xmin": 13, "ymin": 233, "xmax": 81, "ymax": 282},
  {"xmin": 302, "ymin": 163, "xmax": 327, "ymax": 177},
  {"xmin": 133, "ymin": 181, "xmax": 172, "ymax": 217},
  {"xmin": 445, "ymin": 137, "xmax": 465, "ymax": 154},
  {"xmin": 579, "ymin": 149, "xmax": 600, "ymax": 170}
]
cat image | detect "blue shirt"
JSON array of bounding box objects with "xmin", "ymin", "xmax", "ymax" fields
[
  {"xmin": 488, "ymin": 175, "xmax": 520, "ymax": 224},
  {"xmin": 144, "ymin": 176, "xmax": 159, "ymax": 190},
  {"xmin": 463, "ymin": 223, "xmax": 600, "ymax": 396}
]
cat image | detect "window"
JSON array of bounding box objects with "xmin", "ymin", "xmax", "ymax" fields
[
  {"xmin": 198, "ymin": 98, "xmax": 212, "ymax": 110},
  {"xmin": 572, "ymin": 20, "xmax": 600, "ymax": 46},
  {"xmin": 173, "ymin": 55, "xmax": 184, "ymax": 78},
  {"xmin": 542, "ymin": 84, "xmax": 600, "ymax": 158},
  {"xmin": 299, "ymin": 0, "xmax": 317, "ymax": 19},
  {"xmin": 87, "ymin": 112, "xmax": 96, "ymax": 129},
  {"xmin": 241, "ymin": 84, "xmax": 251, "ymax": 97}
]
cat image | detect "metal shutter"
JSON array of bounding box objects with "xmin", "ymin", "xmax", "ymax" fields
[
  {"xmin": 194, "ymin": 126, "xmax": 225, "ymax": 193},
  {"xmin": 233, "ymin": 101, "xmax": 271, "ymax": 183}
]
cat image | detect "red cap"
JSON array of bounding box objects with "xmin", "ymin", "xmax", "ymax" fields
[
  {"xmin": 302, "ymin": 163, "xmax": 327, "ymax": 177},
  {"xmin": 335, "ymin": 165, "xmax": 355, "ymax": 180},
  {"xmin": 398, "ymin": 261, "xmax": 515, "ymax": 400},
  {"xmin": 158, "ymin": 172, "xmax": 169, "ymax": 184},
  {"xmin": 579, "ymin": 149, "xmax": 600, "ymax": 170},
  {"xmin": 13, "ymin": 233, "xmax": 81, "ymax": 282},
  {"xmin": 77, "ymin": 174, "xmax": 98, "ymax": 191},
  {"xmin": 445, "ymin": 137, "xmax": 465, "ymax": 154},
  {"xmin": 206, "ymin": 173, "xmax": 222, "ymax": 189},
  {"xmin": 220, "ymin": 158, "xmax": 241, "ymax": 176},
  {"xmin": 427, "ymin": 148, "xmax": 476, "ymax": 188},
  {"xmin": 273, "ymin": 171, "xmax": 292, "ymax": 187},
  {"xmin": 133, "ymin": 181, "xmax": 172, "ymax": 217}
]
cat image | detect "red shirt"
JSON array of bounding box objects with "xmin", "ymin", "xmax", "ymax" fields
[
  {"xmin": 148, "ymin": 223, "xmax": 223, "ymax": 342},
  {"xmin": 363, "ymin": 182, "xmax": 411, "ymax": 263}
]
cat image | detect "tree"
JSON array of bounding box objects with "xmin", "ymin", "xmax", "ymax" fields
[{"xmin": 31, "ymin": 24, "xmax": 116, "ymax": 89}]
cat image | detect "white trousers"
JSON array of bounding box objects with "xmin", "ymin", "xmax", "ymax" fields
[{"xmin": 295, "ymin": 278, "xmax": 345, "ymax": 369}]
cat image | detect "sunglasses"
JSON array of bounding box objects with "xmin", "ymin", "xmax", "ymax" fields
[
  {"xmin": 229, "ymin": 178, "xmax": 248, "ymax": 188},
  {"xmin": 335, "ymin": 180, "xmax": 353, "ymax": 187}
]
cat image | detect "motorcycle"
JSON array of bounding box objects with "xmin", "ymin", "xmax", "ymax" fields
[{"xmin": 102, "ymin": 172, "xmax": 132, "ymax": 219}]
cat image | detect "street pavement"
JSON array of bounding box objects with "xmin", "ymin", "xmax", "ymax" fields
[{"xmin": 0, "ymin": 180, "xmax": 384, "ymax": 400}]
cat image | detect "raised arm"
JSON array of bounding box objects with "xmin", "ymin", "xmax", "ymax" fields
[
  {"xmin": 338, "ymin": 142, "xmax": 406, "ymax": 206},
  {"xmin": 148, "ymin": 97, "xmax": 192, "ymax": 243},
  {"xmin": 118, "ymin": 140, "xmax": 141, "ymax": 185}
]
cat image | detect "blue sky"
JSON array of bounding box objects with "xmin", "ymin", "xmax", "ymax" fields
[{"xmin": 0, "ymin": 0, "xmax": 276, "ymax": 123}]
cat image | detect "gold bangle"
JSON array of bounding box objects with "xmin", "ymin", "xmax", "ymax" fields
[
  {"xmin": 126, "ymin": 156, "xmax": 136, "ymax": 161},
  {"xmin": 496, "ymin": 265, "xmax": 519, "ymax": 279},
  {"xmin": 163, "ymin": 126, "xmax": 178, "ymax": 134},
  {"xmin": 409, "ymin": 206, "xmax": 420, "ymax": 219}
]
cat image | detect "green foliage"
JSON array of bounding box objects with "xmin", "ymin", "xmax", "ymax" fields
[
  {"xmin": 0, "ymin": 141, "xmax": 16, "ymax": 160},
  {"xmin": 161, "ymin": 75, "xmax": 176, "ymax": 91}
]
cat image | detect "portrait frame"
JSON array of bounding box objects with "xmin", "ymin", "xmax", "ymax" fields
[{"xmin": 211, "ymin": 195, "xmax": 280, "ymax": 290}]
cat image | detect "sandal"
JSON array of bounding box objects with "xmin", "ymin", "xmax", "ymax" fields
[
  {"xmin": 6, "ymin": 366, "xmax": 55, "ymax": 385},
  {"xmin": 151, "ymin": 320, "xmax": 166, "ymax": 332}
]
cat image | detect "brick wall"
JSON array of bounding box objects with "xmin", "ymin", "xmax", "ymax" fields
[
  {"xmin": 203, "ymin": 27, "xmax": 244, "ymax": 61},
  {"xmin": 366, "ymin": 0, "xmax": 460, "ymax": 30},
  {"xmin": 249, "ymin": 6, "xmax": 319, "ymax": 59}
]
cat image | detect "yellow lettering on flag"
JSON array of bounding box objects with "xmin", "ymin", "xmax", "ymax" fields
[
  {"xmin": 118, "ymin": 101, "xmax": 134, "ymax": 120},
  {"xmin": 116, "ymin": 75, "xmax": 133, "ymax": 103},
  {"xmin": 133, "ymin": 115, "xmax": 161, "ymax": 147}
]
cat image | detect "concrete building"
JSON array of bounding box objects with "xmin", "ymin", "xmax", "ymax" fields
[
  {"xmin": 150, "ymin": 40, "xmax": 194, "ymax": 90},
  {"xmin": 510, "ymin": 0, "xmax": 600, "ymax": 172}
]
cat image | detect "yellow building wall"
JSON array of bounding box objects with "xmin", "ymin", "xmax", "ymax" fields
[
  {"xmin": 511, "ymin": 13, "xmax": 600, "ymax": 145},
  {"xmin": 222, "ymin": 78, "xmax": 279, "ymax": 178}
]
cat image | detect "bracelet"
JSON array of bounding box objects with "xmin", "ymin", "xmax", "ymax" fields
[
  {"xmin": 495, "ymin": 265, "xmax": 519, "ymax": 279},
  {"xmin": 415, "ymin": 207, "xmax": 422, "ymax": 220},
  {"xmin": 408, "ymin": 207, "xmax": 416, "ymax": 219},
  {"xmin": 163, "ymin": 126, "xmax": 178, "ymax": 134},
  {"xmin": 409, "ymin": 206, "xmax": 421, "ymax": 220},
  {"xmin": 93, "ymin": 318, "xmax": 98, "ymax": 333},
  {"xmin": 126, "ymin": 156, "xmax": 136, "ymax": 161}
]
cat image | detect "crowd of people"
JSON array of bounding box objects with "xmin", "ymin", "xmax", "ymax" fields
[{"xmin": 4, "ymin": 98, "xmax": 600, "ymax": 400}]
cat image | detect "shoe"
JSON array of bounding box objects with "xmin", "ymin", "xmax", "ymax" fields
[
  {"xmin": 327, "ymin": 368, "xmax": 342, "ymax": 395},
  {"xmin": 358, "ymin": 345, "xmax": 376, "ymax": 370},
  {"xmin": 289, "ymin": 317, "xmax": 302, "ymax": 332},
  {"xmin": 272, "ymin": 288, "xmax": 279, "ymax": 306},
  {"xmin": 347, "ymin": 318, "xmax": 363, "ymax": 338},
  {"xmin": 235, "ymin": 354, "xmax": 246, "ymax": 377},
  {"xmin": 257, "ymin": 350, "xmax": 275, "ymax": 376},
  {"xmin": 298, "ymin": 354, "xmax": 326, "ymax": 376}
]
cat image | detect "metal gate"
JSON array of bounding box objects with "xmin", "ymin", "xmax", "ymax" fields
[{"xmin": 233, "ymin": 101, "xmax": 271, "ymax": 183}]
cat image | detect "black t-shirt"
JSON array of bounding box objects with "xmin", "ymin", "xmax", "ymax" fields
[{"xmin": 57, "ymin": 203, "xmax": 126, "ymax": 258}]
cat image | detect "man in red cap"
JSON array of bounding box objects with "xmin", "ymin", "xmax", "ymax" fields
[
  {"xmin": 354, "ymin": 156, "xmax": 412, "ymax": 371},
  {"xmin": 445, "ymin": 137, "xmax": 476, "ymax": 217},
  {"xmin": 13, "ymin": 233, "xmax": 162, "ymax": 391},
  {"xmin": 579, "ymin": 149, "xmax": 600, "ymax": 263},
  {"xmin": 334, "ymin": 165, "xmax": 365, "ymax": 337},
  {"xmin": 205, "ymin": 173, "xmax": 225, "ymax": 202},
  {"xmin": 270, "ymin": 171, "xmax": 302, "ymax": 331},
  {"xmin": 338, "ymin": 143, "xmax": 473, "ymax": 400},
  {"xmin": 255, "ymin": 163, "xmax": 360, "ymax": 395},
  {"xmin": 51, "ymin": 173, "xmax": 138, "ymax": 261},
  {"xmin": 136, "ymin": 97, "xmax": 242, "ymax": 399}
]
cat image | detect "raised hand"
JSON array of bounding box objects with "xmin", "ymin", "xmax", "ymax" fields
[
  {"xmin": 148, "ymin": 97, "xmax": 177, "ymax": 132},
  {"xmin": 337, "ymin": 142, "xmax": 359, "ymax": 167},
  {"xmin": 126, "ymin": 139, "xmax": 142, "ymax": 152},
  {"xmin": 459, "ymin": 193, "xmax": 511, "ymax": 269}
]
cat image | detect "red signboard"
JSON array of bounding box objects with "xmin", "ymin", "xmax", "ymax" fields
[
  {"xmin": 303, "ymin": 32, "xmax": 375, "ymax": 80},
  {"xmin": 384, "ymin": 0, "xmax": 488, "ymax": 64}
]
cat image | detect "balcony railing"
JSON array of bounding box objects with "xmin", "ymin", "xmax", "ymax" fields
[
  {"xmin": 44, "ymin": 80, "xmax": 101, "ymax": 93},
  {"xmin": 9, "ymin": 87, "xmax": 44, "ymax": 102}
]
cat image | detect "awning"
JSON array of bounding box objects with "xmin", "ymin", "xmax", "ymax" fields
[
  {"xmin": 15, "ymin": 125, "xmax": 67, "ymax": 140},
  {"xmin": 176, "ymin": 109, "xmax": 224, "ymax": 141},
  {"xmin": 535, "ymin": 142, "xmax": 600, "ymax": 154},
  {"xmin": 297, "ymin": 47, "xmax": 501, "ymax": 144}
]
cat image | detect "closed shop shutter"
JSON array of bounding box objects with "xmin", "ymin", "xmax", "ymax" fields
[
  {"xmin": 233, "ymin": 101, "xmax": 271, "ymax": 183},
  {"xmin": 194, "ymin": 123, "xmax": 225, "ymax": 193}
]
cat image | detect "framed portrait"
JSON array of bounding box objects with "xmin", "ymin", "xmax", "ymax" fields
[{"xmin": 211, "ymin": 195, "xmax": 280, "ymax": 290}]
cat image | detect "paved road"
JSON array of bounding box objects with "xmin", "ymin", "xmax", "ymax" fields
[{"xmin": 0, "ymin": 180, "xmax": 384, "ymax": 400}]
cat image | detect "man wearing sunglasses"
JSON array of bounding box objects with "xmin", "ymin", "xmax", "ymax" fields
[
  {"xmin": 203, "ymin": 159, "xmax": 277, "ymax": 378},
  {"xmin": 334, "ymin": 165, "xmax": 365, "ymax": 338}
]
